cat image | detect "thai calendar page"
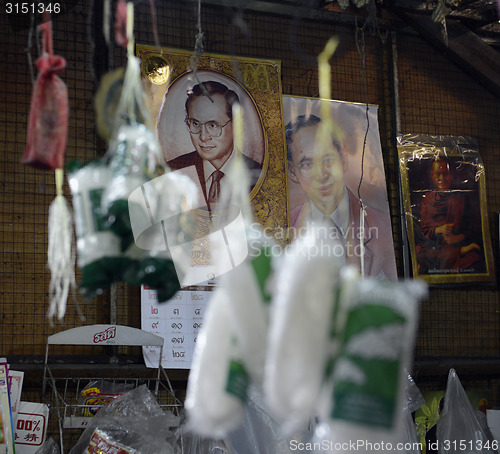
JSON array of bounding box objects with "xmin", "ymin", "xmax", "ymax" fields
[{"xmin": 141, "ymin": 285, "xmax": 212, "ymax": 368}]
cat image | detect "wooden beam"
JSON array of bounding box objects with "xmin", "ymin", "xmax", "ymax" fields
[{"xmin": 392, "ymin": 9, "xmax": 500, "ymax": 99}]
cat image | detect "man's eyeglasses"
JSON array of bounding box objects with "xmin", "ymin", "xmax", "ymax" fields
[
  {"xmin": 291, "ymin": 157, "xmax": 335, "ymax": 178},
  {"xmin": 185, "ymin": 118, "xmax": 231, "ymax": 137}
]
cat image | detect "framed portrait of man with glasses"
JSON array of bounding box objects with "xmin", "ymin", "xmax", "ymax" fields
[
  {"xmin": 163, "ymin": 78, "xmax": 263, "ymax": 210},
  {"xmin": 136, "ymin": 45, "xmax": 288, "ymax": 235}
]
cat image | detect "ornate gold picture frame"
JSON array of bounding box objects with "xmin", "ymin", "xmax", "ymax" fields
[{"xmin": 136, "ymin": 45, "xmax": 288, "ymax": 240}]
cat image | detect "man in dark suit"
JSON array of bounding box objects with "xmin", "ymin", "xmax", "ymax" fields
[
  {"xmin": 286, "ymin": 114, "xmax": 397, "ymax": 280},
  {"xmin": 167, "ymin": 80, "xmax": 262, "ymax": 210}
]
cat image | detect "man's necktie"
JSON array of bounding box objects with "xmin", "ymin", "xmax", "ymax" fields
[{"xmin": 208, "ymin": 170, "xmax": 224, "ymax": 209}]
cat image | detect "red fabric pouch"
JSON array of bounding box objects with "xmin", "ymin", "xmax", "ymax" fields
[{"xmin": 22, "ymin": 20, "xmax": 68, "ymax": 170}]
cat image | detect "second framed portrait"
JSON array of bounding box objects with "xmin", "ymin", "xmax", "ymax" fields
[{"xmin": 283, "ymin": 95, "xmax": 398, "ymax": 281}]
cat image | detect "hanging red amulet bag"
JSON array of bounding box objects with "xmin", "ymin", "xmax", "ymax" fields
[{"xmin": 23, "ymin": 20, "xmax": 68, "ymax": 171}]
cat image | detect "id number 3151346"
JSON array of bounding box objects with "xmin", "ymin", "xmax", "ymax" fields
[{"xmin": 5, "ymin": 3, "xmax": 61, "ymax": 14}]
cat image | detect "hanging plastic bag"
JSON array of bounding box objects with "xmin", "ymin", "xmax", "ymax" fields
[
  {"xmin": 127, "ymin": 166, "xmax": 198, "ymax": 302},
  {"xmin": 184, "ymin": 287, "xmax": 248, "ymax": 438},
  {"xmin": 101, "ymin": 120, "xmax": 186, "ymax": 302},
  {"xmin": 101, "ymin": 122, "xmax": 160, "ymax": 251},
  {"xmin": 203, "ymin": 104, "xmax": 273, "ymax": 385},
  {"xmin": 97, "ymin": 37, "xmax": 187, "ymax": 301},
  {"xmin": 23, "ymin": 20, "xmax": 68, "ymax": 171},
  {"xmin": 219, "ymin": 248, "xmax": 270, "ymax": 386},
  {"xmin": 395, "ymin": 373, "xmax": 426, "ymax": 454},
  {"xmin": 314, "ymin": 277, "xmax": 427, "ymax": 453},
  {"xmin": 263, "ymin": 224, "xmax": 344, "ymax": 435},
  {"xmin": 34, "ymin": 437, "xmax": 60, "ymax": 454},
  {"xmin": 437, "ymin": 368, "xmax": 498, "ymax": 454},
  {"xmin": 227, "ymin": 384, "xmax": 302, "ymax": 454},
  {"xmin": 180, "ymin": 432, "xmax": 230, "ymax": 454},
  {"xmin": 100, "ymin": 50, "xmax": 159, "ymax": 248},
  {"xmin": 68, "ymin": 160, "xmax": 127, "ymax": 300},
  {"xmin": 211, "ymin": 129, "xmax": 274, "ymax": 385},
  {"xmin": 405, "ymin": 371, "xmax": 426, "ymax": 415}
]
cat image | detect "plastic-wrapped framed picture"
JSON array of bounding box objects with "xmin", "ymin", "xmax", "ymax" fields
[{"xmin": 397, "ymin": 133, "xmax": 495, "ymax": 285}]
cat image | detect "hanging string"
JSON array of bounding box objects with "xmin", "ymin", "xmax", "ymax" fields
[
  {"xmin": 190, "ymin": 0, "xmax": 212, "ymax": 102},
  {"xmin": 362, "ymin": 0, "xmax": 385, "ymax": 39},
  {"xmin": 190, "ymin": 0, "xmax": 204, "ymax": 70},
  {"xmin": 227, "ymin": 5, "xmax": 250, "ymax": 88},
  {"xmin": 87, "ymin": 0, "xmax": 98, "ymax": 83},
  {"xmin": 25, "ymin": 12, "xmax": 36, "ymax": 85},
  {"xmin": 352, "ymin": 1, "xmax": 387, "ymax": 277},
  {"xmin": 39, "ymin": 14, "xmax": 54, "ymax": 56},
  {"xmin": 148, "ymin": 0, "xmax": 162, "ymax": 54},
  {"xmin": 353, "ymin": 2, "xmax": 387, "ymax": 204},
  {"xmin": 103, "ymin": 0, "xmax": 111, "ymax": 47},
  {"xmin": 126, "ymin": 2, "xmax": 134, "ymax": 57},
  {"xmin": 354, "ymin": 15, "xmax": 372, "ymax": 279},
  {"xmin": 354, "ymin": 18, "xmax": 369, "ymax": 204}
]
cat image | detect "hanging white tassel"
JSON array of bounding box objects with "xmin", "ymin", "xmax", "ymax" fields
[{"xmin": 47, "ymin": 168, "xmax": 77, "ymax": 325}]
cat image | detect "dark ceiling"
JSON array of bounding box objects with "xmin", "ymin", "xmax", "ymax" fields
[
  {"xmin": 204, "ymin": 0, "xmax": 500, "ymax": 48},
  {"xmin": 196, "ymin": 0, "xmax": 500, "ymax": 96},
  {"xmin": 377, "ymin": 0, "xmax": 500, "ymax": 47}
]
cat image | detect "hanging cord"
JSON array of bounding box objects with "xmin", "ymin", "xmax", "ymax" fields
[
  {"xmin": 189, "ymin": 0, "xmax": 212, "ymax": 101},
  {"xmin": 354, "ymin": 19, "xmax": 369, "ymax": 204},
  {"xmin": 103, "ymin": 0, "xmax": 111, "ymax": 47},
  {"xmin": 39, "ymin": 14, "xmax": 54, "ymax": 56},
  {"xmin": 87, "ymin": 0, "xmax": 98, "ymax": 84},
  {"xmin": 354, "ymin": 16, "xmax": 371, "ymax": 278},
  {"xmin": 126, "ymin": 2, "xmax": 134, "ymax": 57},
  {"xmin": 25, "ymin": 12, "xmax": 36, "ymax": 85},
  {"xmin": 190, "ymin": 0, "xmax": 204, "ymax": 71},
  {"xmin": 228, "ymin": 6, "xmax": 250, "ymax": 87},
  {"xmin": 353, "ymin": 2, "xmax": 387, "ymax": 278},
  {"xmin": 148, "ymin": 0, "xmax": 162, "ymax": 54},
  {"xmin": 103, "ymin": 0, "xmax": 116, "ymax": 70},
  {"xmin": 354, "ymin": 0, "xmax": 388, "ymax": 204}
]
